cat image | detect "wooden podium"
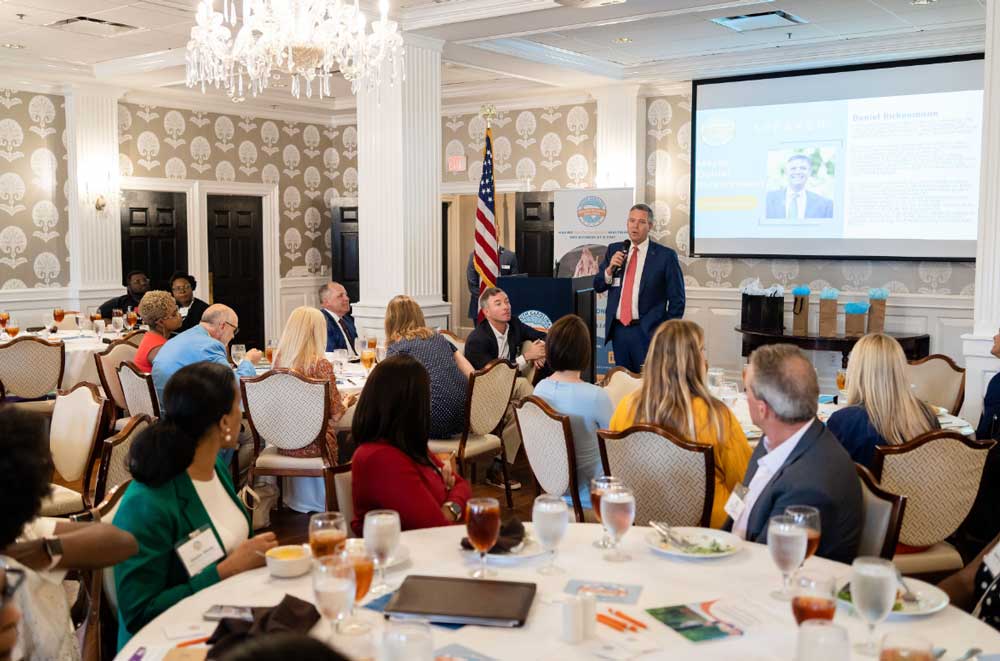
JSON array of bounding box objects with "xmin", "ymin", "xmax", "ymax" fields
[{"xmin": 735, "ymin": 327, "xmax": 930, "ymax": 368}]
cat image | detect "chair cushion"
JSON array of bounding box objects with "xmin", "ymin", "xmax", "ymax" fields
[
  {"xmin": 114, "ymin": 416, "xmax": 131, "ymax": 432},
  {"xmin": 255, "ymin": 445, "xmax": 325, "ymax": 471},
  {"xmin": 428, "ymin": 434, "xmax": 501, "ymax": 459},
  {"xmin": 893, "ymin": 541, "xmax": 963, "ymax": 575},
  {"xmin": 7, "ymin": 399, "xmax": 56, "ymax": 415},
  {"xmin": 39, "ymin": 484, "xmax": 85, "ymax": 516}
]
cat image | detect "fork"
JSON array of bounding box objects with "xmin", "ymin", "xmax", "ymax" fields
[
  {"xmin": 649, "ymin": 521, "xmax": 698, "ymax": 551},
  {"xmin": 894, "ymin": 566, "xmax": 920, "ymax": 604}
]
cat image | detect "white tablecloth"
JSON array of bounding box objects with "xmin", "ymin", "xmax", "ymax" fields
[
  {"xmin": 114, "ymin": 524, "xmax": 1000, "ymax": 660},
  {"xmin": 0, "ymin": 330, "xmax": 128, "ymax": 391}
]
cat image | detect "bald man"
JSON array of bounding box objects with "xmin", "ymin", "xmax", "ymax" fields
[
  {"xmin": 151, "ymin": 303, "xmax": 262, "ymax": 403},
  {"xmin": 318, "ymin": 282, "xmax": 358, "ymax": 353}
]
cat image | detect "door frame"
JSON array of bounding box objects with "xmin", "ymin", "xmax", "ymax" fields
[{"xmin": 120, "ymin": 177, "xmax": 281, "ymax": 342}]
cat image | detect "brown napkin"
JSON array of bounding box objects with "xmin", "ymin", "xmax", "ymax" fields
[
  {"xmin": 205, "ymin": 594, "xmax": 320, "ymax": 659},
  {"xmin": 460, "ymin": 517, "xmax": 525, "ymax": 554}
]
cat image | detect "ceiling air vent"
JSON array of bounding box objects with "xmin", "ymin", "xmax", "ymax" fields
[
  {"xmin": 712, "ymin": 10, "xmax": 807, "ymax": 32},
  {"xmin": 46, "ymin": 16, "xmax": 143, "ymax": 38}
]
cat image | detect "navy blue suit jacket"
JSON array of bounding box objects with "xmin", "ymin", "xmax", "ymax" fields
[
  {"xmin": 321, "ymin": 308, "xmax": 357, "ymax": 352},
  {"xmin": 592, "ymin": 239, "xmax": 685, "ymax": 343}
]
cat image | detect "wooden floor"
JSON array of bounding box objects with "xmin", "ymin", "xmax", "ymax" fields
[{"xmin": 264, "ymin": 454, "xmax": 538, "ymax": 544}]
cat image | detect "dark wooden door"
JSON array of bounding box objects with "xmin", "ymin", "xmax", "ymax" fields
[
  {"xmin": 332, "ymin": 206, "xmax": 360, "ymax": 301},
  {"xmin": 515, "ymin": 192, "xmax": 555, "ymax": 277},
  {"xmin": 207, "ymin": 195, "xmax": 264, "ymax": 351},
  {"xmin": 442, "ymin": 201, "xmax": 450, "ymax": 303},
  {"xmin": 120, "ymin": 190, "xmax": 187, "ymax": 290}
]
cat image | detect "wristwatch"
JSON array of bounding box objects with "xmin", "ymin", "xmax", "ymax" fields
[
  {"xmin": 444, "ymin": 501, "xmax": 463, "ymax": 522},
  {"xmin": 43, "ymin": 536, "xmax": 63, "ymax": 571}
]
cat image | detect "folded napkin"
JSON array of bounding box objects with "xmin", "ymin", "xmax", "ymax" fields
[
  {"xmin": 460, "ymin": 517, "xmax": 525, "ymax": 554},
  {"xmin": 205, "ymin": 595, "xmax": 320, "ymax": 659}
]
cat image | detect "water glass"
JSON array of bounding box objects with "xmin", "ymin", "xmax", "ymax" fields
[
  {"xmin": 94, "ymin": 319, "xmax": 105, "ymax": 339},
  {"xmin": 231, "ymin": 343, "xmax": 247, "ymax": 365},
  {"xmin": 707, "ymin": 367, "xmax": 725, "ymax": 390},
  {"xmin": 332, "ymin": 348, "xmax": 348, "ymax": 372},
  {"xmin": 768, "ymin": 514, "xmax": 808, "ymax": 600},
  {"xmin": 466, "ymin": 498, "xmax": 501, "ymax": 579},
  {"xmin": 785, "ymin": 505, "xmax": 821, "ymax": 563},
  {"xmin": 312, "ymin": 555, "xmax": 356, "ymax": 641},
  {"xmin": 532, "ymin": 495, "xmax": 569, "ymax": 574},
  {"xmin": 309, "ymin": 512, "xmax": 347, "ymax": 559},
  {"xmin": 879, "ymin": 632, "xmax": 933, "ymax": 661},
  {"xmin": 851, "ymin": 557, "xmax": 898, "ymax": 656},
  {"xmin": 363, "ymin": 510, "xmax": 401, "ymax": 596},
  {"xmin": 354, "ymin": 337, "xmax": 366, "ymax": 357},
  {"xmin": 111, "ymin": 315, "xmax": 124, "ymax": 333},
  {"xmin": 382, "ymin": 619, "xmax": 433, "ymax": 661},
  {"xmin": 589, "ymin": 476, "xmax": 622, "ymax": 549},
  {"xmin": 719, "ymin": 381, "xmax": 740, "ymax": 407},
  {"xmin": 600, "ymin": 485, "xmax": 635, "ymax": 562},
  {"xmin": 796, "ymin": 620, "xmax": 850, "ymax": 661}
]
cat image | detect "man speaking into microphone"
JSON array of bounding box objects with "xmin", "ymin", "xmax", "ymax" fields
[{"xmin": 593, "ymin": 203, "xmax": 686, "ymax": 373}]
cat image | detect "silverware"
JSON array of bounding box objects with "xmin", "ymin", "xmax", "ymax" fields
[
  {"xmin": 932, "ymin": 648, "xmax": 946, "ymax": 660},
  {"xmin": 649, "ymin": 521, "xmax": 697, "ymax": 551},
  {"xmin": 954, "ymin": 648, "xmax": 981, "ymax": 661},
  {"xmin": 894, "ymin": 566, "xmax": 920, "ymax": 604}
]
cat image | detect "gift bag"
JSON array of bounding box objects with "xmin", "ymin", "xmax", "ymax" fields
[
  {"xmin": 845, "ymin": 313, "xmax": 866, "ymax": 336},
  {"xmin": 818, "ymin": 299, "xmax": 837, "ymax": 336},
  {"xmin": 741, "ymin": 294, "xmax": 785, "ymax": 333},
  {"xmin": 792, "ymin": 295, "xmax": 809, "ymax": 336},
  {"xmin": 240, "ymin": 483, "xmax": 279, "ymax": 531},
  {"xmin": 867, "ymin": 296, "xmax": 887, "ymax": 334}
]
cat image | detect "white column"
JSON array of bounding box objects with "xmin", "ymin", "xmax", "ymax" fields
[
  {"xmin": 353, "ymin": 34, "xmax": 450, "ymax": 336},
  {"xmin": 961, "ymin": 0, "xmax": 1000, "ymax": 425},
  {"xmin": 64, "ymin": 85, "xmax": 126, "ymax": 312},
  {"xmin": 593, "ymin": 85, "xmax": 643, "ymax": 196}
]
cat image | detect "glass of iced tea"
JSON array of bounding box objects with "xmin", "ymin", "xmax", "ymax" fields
[
  {"xmin": 338, "ymin": 539, "xmax": 375, "ymax": 635},
  {"xmin": 366, "ymin": 336, "xmax": 376, "ymax": 350},
  {"xmin": 6, "ymin": 318, "xmax": 19, "ymax": 339},
  {"xmin": 126, "ymin": 309, "xmax": 138, "ymax": 329},
  {"xmin": 590, "ymin": 476, "xmax": 622, "ymax": 549},
  {"xmin": 0, "ymin": 311, "xmax": 8, "ymax": 338},
  {"xmin": 53, "ymin": 308, "xmax": 65, "ymax": 324},
  {"xmin": 836, "ymin": 369, "xmax": 847, "ymax": 393},
  {"xmin": 466, "ymin": 497, "xmax": 501, "ymax": 579},
  {"xmin": 785, "ymin": 505, "xmax": 821, "ymax": 564},
  {"xmin": 309, "ymin": 512, "xmax": 347, "ymax": 559},
  {"xmin": 360, "ymin": 348, "xmax": 376, "ymax": 372},
  {"xmin": 879, "ymin": 633, "xmax": 933, "ymax": 661},
  {"xmin": 265, "ymin": 339, "xmax": 276, "ymax": 364},
  {"xmin": 791, "ymin": 572, "xmax": 837, "ymax": 625}
]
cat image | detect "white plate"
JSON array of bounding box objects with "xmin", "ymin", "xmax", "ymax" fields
[
  {"xmin": 464, "ymin": 537, "xmax": 547, "ymax": 566},
  {"xmin": 644, "ymin": 527, "xmax": 742, "ymax": 559},
  {"xmin": 837, "ymin": 576, "xmax": 949, "ymax": 618}
]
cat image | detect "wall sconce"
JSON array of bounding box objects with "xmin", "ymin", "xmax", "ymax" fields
[
  {"xmin": 83, "ymin": 170, "xmax": 118, "ymax": 217},
  {"xmin": 94, "ymin": 194, "xmax": 108, "ymax": 212}
]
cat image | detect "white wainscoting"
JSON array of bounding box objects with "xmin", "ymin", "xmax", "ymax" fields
[
  {"xmin": 685, "ymin": 287, "xmax": 974, "ymax": 395},
  {"xmin": 277, "ymin": 275, "xmax": 330, "ymax": 339},
  {"xmin": 0, "ymin": 286, "xmax": 125, "ymax": 329}
]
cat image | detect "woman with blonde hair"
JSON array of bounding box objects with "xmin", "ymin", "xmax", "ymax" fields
[
  {"xmin": 135, "ymin": 290, "xmax": 183, "ymax": 372},
  {"xmin": 827, "ymin": 333, "xmax": 939, "ymax": 468},
  {"xmin": 609, "ymin": 319, "xmax": 752, "ymax": 528},
  {"xmin": 384, "ymin": 295, "xmax": 474, "ymax": 438}
]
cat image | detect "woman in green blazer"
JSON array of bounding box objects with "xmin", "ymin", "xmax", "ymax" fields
[{"xmin": 112, "ymin": 362, "xmax": 277, "ymax": 649}]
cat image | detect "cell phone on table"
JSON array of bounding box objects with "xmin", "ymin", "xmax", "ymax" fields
[{"xmin": 203, "ymin": 605, "xmax": 254, "ymax": 622}]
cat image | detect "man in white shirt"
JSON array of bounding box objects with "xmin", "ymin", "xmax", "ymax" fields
[
  {"xmin": 765, "ymin": 154, "xmax": 834, "ymax": 220},
  {"xmin": 726, "ymin": 344, "xmax": 862, "ymax": 564}
]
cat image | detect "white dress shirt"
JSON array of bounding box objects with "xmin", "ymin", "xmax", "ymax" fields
[
  {"xmin": 732, "ymin": 418, "xmax": 814, "ymax": 539},
  {"xmin": 321, "ymin": 307, "xmax": 356, "ymax": 355},
  {"xmin": 604, "ymin": 237, "xmax": 649, "ymax": 323},
  {"xmin": 490, "ymin": 321, "xmax": 528, "ymax": 372},
  {"xmin": 785, "ymin": 189, "xmax": 805, "ymax": 220}
]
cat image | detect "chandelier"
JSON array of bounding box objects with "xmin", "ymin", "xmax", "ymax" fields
[{"xmin": 186, "ymin": 0, "xmax": 405, "ymax": 100}]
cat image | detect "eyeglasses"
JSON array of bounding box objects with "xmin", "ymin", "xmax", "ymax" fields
[
  {"xmin": 171, "ymin": 284, "xmax": 192, "ymax": 293},
  {"xmin": 224, "ymin": 321, "xmax": 240, "ymax": 336}
]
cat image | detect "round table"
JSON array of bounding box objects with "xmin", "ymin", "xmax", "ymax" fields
[
  {"xmin": 114, "ymin": 524, "xmax": 1000, "ymax": 660},
  {"xmin": 0, "ymin": 329, "xmax": 118, "ymax": 391}
]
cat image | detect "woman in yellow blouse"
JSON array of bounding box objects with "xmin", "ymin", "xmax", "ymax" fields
[{"xmin": 609, "ymin": 319, "xmax": 752, "ymax": 528}]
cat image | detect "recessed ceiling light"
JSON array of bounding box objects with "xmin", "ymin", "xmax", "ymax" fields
[
  {"xmin": 1, "ymin": 43, "xmax": 25, "ymax": 49},
  {"xmin": 613, "ymin": 37, "xmax": 632, "ymax": 44}
]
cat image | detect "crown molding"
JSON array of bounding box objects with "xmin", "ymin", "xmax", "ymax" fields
[
  {"xmin": 640, "ymin": 81, "xmax": 693, "ymax": 98},
  {"xmin": 402, "ymin": 0, "xmax": 556, "ymax": 32},
  {"xmin": 442, "ymin": 90, "xmax": 593, "ymax": 116},
  {"xmin": 121, "ymin": 88, "xmax": 357, "ymax": 125}
]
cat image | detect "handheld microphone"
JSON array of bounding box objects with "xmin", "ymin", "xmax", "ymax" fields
[{"xmin": 612, "ymin": 239, "xmax": 632, "ymax": 277}]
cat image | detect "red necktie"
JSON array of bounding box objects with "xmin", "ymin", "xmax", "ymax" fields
[{"xmin": 619, "ymin": 246, "xmax": 638, "ymax": 326}]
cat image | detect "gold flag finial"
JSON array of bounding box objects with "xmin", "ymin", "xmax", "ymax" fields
[{"xmin": 479, "ymin": 103, "xmax": 497, "ymax": 129}]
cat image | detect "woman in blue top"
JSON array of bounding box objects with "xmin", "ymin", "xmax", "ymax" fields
[
  {"xmin": 827, "ymin": 333, "xmax": 939, "ymax": 468},
  {"xmin": 533, "ymin": 315, "xmax": 614, "ymax": 508}
]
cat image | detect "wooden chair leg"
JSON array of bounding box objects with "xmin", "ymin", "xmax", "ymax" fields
[
  {"xmin": 498, "ymin": 452, "xmax": 513, "ymax": 509},
  {"xmin": 322, "ymin": 468, "xmax": 337, "ymax": 513},
  {"xmin": 470, "ymin": 462, "xmax": 477, "ymax": 484}
]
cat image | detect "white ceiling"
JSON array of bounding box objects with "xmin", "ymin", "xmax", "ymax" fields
[{"xmin": 0, "ymin": 0, "xmax": 987, "ymax": 120}]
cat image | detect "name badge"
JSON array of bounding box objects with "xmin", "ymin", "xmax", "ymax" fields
[
  {"xmin": 501, "ymin": 264, "xmax": 511, "ymax": 272},
  {"xmin": 724, "ymin": 484, "xmax": 749, "ymax": 521},
  {"xmin": 176, "ymin": 525, "xmax": 225, "ymax": 578},
  {"xmin": 612, "ymin": 277, "xmax": 621, "ymax": 287},
  {"xmin": 986, "ymin": 544, "xmax": 1000, "ymax": 577}
]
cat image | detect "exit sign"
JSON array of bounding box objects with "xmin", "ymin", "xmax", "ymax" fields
[{"xmin": 447, "ymin": 154, "xmax": 467, "ymax": 173}]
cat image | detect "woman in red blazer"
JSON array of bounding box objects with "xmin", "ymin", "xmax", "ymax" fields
[{"xmin": 350, "ymin": 354, "xmax": 471, "ymax": 536}]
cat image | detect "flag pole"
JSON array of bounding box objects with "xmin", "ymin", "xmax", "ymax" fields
[{"xmin": 480, "ymin": 104, "xmax": 499, "ymax": 245}]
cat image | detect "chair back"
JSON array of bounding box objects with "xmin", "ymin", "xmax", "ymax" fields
[
  {"xmin": 79, "ymin": 480, "xmax": 132, "ymax": 614},
  {"xmin": 438, "ymin": 329, "xmax": 465, "ymax": 352},
  {"xmin": 597, "ymin": 424, "xmax": 714, "ymax": 528},
  {"xmin": 333, "ymin": 465, "xmax": 354, "ymax": 536},
  {"xmin": 0, "ymin": 336, "xmax": 64, "ymax": 399},
  {"xmin": 906, "ymin": 354, "xmax": 965, "ymax": 415},
  {"xmin": 855, "ymin": 464, "xmax": 907, "ymax": 560},
  {"xmin": 94, "ymin": 340, "xmax": 137, "ymax": 410},
  {"xmin": 50, "ymin": 383, "xmax": 110, "ymax": 495},
  {"xmin": 117, "ymin": 361, "xmax": 159, "ymax": 418},
  {"xmin": 53, "ymin": 313, "xmax": 80, "ymax": 332},
  {"xmin": 122, "ymin": 329, "xmax": 147, "ymax": 347},
  {"xmin": 467, "ymin": 359, "xmax": 518, "ymax": 436},
  {"xmin": 241, "ymin": 369, "xmax": 332, "ymax": 457},
  {"xmin": 602, "ymin": 367, "xmax": 642, "ymax": 408},
  {"xmin": 514, "ymin": 396, "xmax": 584, "ymax": 522},
  {"xmin": 94, "ymin": 416, "xmax": 150, "ymax": 504},
  {"xmin": 874, "ymin": 430, "xmax": 995, "ymax": 547}
]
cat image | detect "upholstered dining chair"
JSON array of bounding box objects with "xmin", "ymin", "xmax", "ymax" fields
[
  {"xmin": 94, "ymin": 339, "xmax": 137, "ymax": 426},
  {"xmin": 241, "ymin": 369, "xmax": 338, "ymax": 512},
  {"xmin": 597, "ymin": 424, "xmax": 715, "ymax": 528},
  {"xmin": 513, "ymin": 396, "xmax": 585, "ymax": 522},
  {"xmin": 906, "ymin": 354, "xmax": 966, "ymax": 416},
  {"xmin": 601, "ymin": 366, "xmax": 642, "ymax": 409},
  {"xmin": 93, "ymin": 415, "xmax": 151, "ymax": 505},
  {"xmin": 438, "ymin": 329, "xmax": 465, "ymax": 353},
  {"xmin": 0, "ymin": 336, "xmax": 65, "ymax": 414},
  {"xmin": 71, "ymin": 479, "xmax": 133, "ymax": 618},
  {"xmin": 429, "ymin": 358, "xmax": 518, "ymax": 508},
  {"xmin": 122, "ymin": 329, "xmax": 147, "ymax": 348},
  {"xmin": 333, "ymin": 466, "xmax": 355, "ymax": 536},
  {"xmin": 855, "ymin": 464, "xmax": 907, "ymax": 561},
  {"xmin": 39, "ymin": 383, "xmax": 112, "ymax": 517},
  {"xmin": 117, "ymin": 361, "xmax": 160, "ymax": 418},
  {"xmin": 874, "ymin": 430, "xmax": 995, "ymax": 575}
]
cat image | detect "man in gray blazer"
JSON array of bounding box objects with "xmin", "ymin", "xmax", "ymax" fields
[{"xmin": 725, "ymin": 344, "xmax": 862, "ymax": 564}]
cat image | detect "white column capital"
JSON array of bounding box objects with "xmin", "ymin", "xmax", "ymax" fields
[
  {"xmin": 402, "ymin": 32, "xmax": 445, "ymax": 53},
  {"xmin": 594, "ymin": 84, "xmax": 643, "ymax": 194},
  {"xmin": 62, "ymin": 83, "xmax": 128, "ymax": 100}
]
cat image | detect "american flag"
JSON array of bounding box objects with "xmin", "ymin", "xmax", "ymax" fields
[{"xmin": 473, "ymin": 127, "xmax": 498, "ymax": 323}]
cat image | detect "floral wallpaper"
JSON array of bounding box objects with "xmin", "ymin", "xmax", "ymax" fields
[
  {"xmin": 644, "ymin": 95, "xmax": 976, "ymax": 295},
  {"xmin": 442, "ymin": 102, "xmax": 597, "ymax": 190},
  {"xmin": 0, "ymin": 89, "xmax": 69, "ymax": 289},
  {"xmin": 118, "ymin": 102, "xmax": 357, "ymax": 277}
]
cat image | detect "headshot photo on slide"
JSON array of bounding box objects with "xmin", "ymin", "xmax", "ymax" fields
[{"xmin": 763, "ymin": 147, "xmax": 837, "ymax": 222}]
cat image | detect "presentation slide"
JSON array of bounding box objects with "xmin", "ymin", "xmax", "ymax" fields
[{"xmin": 692, "ymin": 57, "xmax": 983, "ymax": 260}]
